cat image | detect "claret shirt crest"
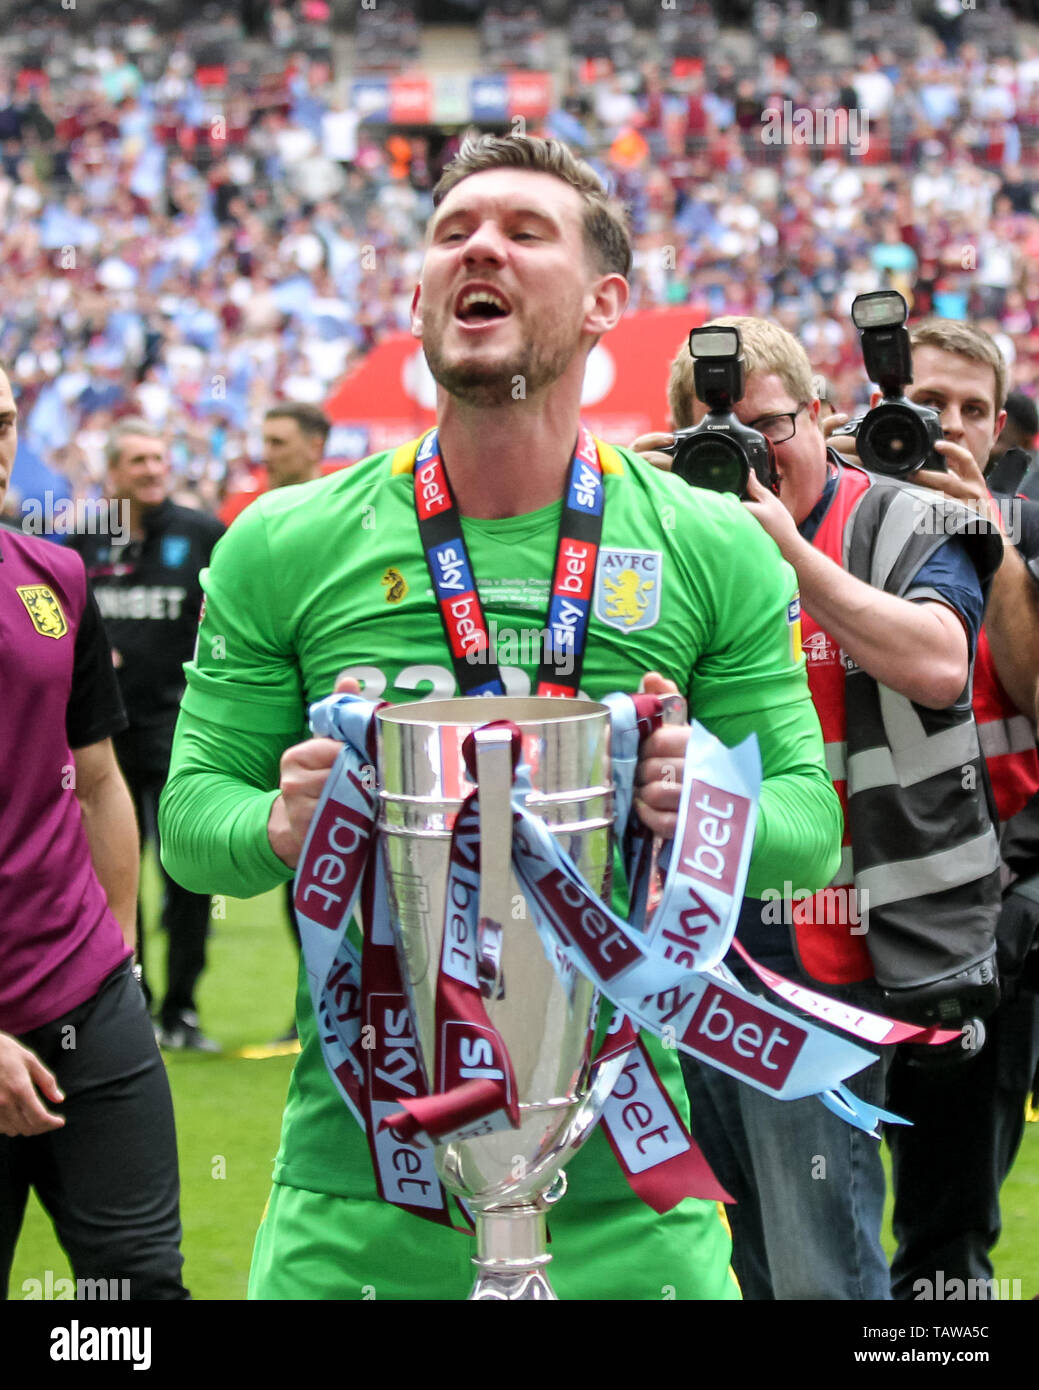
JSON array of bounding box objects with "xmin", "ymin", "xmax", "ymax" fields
[{"xmin": 16, "ymin": 584, "xmax": 68, "ymax": 639}]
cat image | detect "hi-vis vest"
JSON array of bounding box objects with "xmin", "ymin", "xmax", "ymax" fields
[
  {"xmin": 972, "ymin": 627, "xmax": 1039, "ymax": 826},
  {"xmin": 793, "ymin": 464, "xmax": 1004, "ymax": 989}
]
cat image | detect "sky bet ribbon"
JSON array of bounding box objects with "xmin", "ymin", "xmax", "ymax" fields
[
  {"xmin": 295, "ymin": 693, "xmax": 730, "ymax": 1218},
  {"xmin": 504, "ymin": 699, "xmax": 916, "ymax": 1132},
  {"xmin": 293, "ymin": 695, "xmax": 471, "ymax": 1230},
  {"xmin": 508, "ymin": 757, "xmax": 896, "ymax": 1123},
  {"xmin": 293, "ymin": 688, "xmax": 916, "ymax": 1235},
  {"xmin": 414, "ymin": 422, "xmax": 604, "ymax": 698},
  {"xmin": 377, "ymin": 737, "xmax": 521, "ymax": 1148}
]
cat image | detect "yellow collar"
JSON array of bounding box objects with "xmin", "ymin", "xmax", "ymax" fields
[{"xmin": 390, "ymin": 431, "xmax": 626, "ymax": 478}]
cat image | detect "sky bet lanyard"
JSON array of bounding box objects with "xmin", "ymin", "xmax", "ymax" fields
[{"xmin": 413, "ymin": 422, "xmax": 604, "ymax": 698}]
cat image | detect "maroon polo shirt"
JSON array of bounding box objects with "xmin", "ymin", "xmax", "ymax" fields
[{"xmin": 0, "ymin": 526, "xmax": 130, "ymax": 1033}]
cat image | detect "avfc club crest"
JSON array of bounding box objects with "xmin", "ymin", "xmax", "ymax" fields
[
  {"xmin": 17, "ymin": 585, "xmax": 68, "ymax": 639},
  {"xmin": 593, "ymin": 549, "xmax": 662, "ymax": 632}
]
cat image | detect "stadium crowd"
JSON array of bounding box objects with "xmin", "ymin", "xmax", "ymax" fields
[
  {"xmin": 2, "ymin": 0, "xmax": 1039, "ymax": 1310},
  {"xmin": 3, "ymin": 6, "xmax": 1039, "ymax": 516}
]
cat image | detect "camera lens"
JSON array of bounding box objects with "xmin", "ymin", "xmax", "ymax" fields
[
  {"xmin": 672, "ymin": 434, "xmax": 748, "ymax": 496},
  {"xmin": 858, "ymin": 404, "xmax": 930, "ymax": 477}
]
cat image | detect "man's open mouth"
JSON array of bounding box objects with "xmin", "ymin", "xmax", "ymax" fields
[{"xmin": 454, "ymin": 287, "xmax": 512, "ymax": 323}]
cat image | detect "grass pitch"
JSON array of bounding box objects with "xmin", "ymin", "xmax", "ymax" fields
[{"xmin": 9, "ymin": 858, "xmax": 1039, "ymax": 1300}]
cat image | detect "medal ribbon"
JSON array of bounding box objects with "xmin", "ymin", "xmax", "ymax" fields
[{"xmin": 413, "ymin": 422, "xmax": 605, "ymax": 698}]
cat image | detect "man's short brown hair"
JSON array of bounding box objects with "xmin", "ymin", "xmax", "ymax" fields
[
  {"xmin": 432, "ymin": 130, "xmax": 633, "ymax": 279},
  {"xmin": 908, "ymin": 319, "xmax": 1008, "ymax": 412},
  {"xmin": 668, "ymin": 317, "xmax": 815, "ymax": 430},
  {"xmin": 264, "ymin": 402, "xmax": 331, "ymax": 446}
]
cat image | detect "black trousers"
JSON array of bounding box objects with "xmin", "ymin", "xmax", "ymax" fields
[
  {"xmin": 887, "ymin": 986, "xmax": 1039, "ymax": 1299},
  {"xmin": 0, "ymin": 961, "xmax": 189, "ymax": 1300},
  {"xmin": 122, "ymin": 761, "xmax": 211, "ymax": 1030}
]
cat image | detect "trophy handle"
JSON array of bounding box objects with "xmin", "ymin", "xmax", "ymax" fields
[
  {"xmin": 646, "ymin": 694, "xmax": 687, "ymax": 909},
  {"xmin": 658, "ymin": 693, "xmax": 687, "ymax": 726},
  {"xmin": 473, "ymin": 726, "xmax": 517, "ymax": 1001}
]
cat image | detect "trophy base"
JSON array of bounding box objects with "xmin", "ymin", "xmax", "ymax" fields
[
  {"xmin": 469, "ymin": 1269, "xmax": 556, "ymax": 1300},
  {"xmin": 467, "ymin": 1204, "xmax": 558, "ymax": 1301}
]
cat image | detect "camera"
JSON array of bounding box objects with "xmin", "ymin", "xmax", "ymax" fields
[
  {"xmin": 840, "ymin": 291, "xmax": 944, "ymax": 478},
  {"xmin": 884, "ymin": 956, "xmax": 999, "ymax": 1071},
  {"xmin": 666, "ymin": 326, "xmax": 779, "ymax": 499}
]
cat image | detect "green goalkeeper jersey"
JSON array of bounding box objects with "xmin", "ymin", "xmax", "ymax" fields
[{"xmin": 161, "ymin": 437, "xmax": 841, "ymax": 1301}]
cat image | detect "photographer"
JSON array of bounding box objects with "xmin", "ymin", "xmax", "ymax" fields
[
  {"xmin": 985, "ymin": 389, "xmax": 1038, "ymax": 499},
  {"xmin": 639, "ymin": 315, "xmax": 1001, "ymax": 1299},
  {"xmin": 828, "ymin": 318, "xmax": 1039, "ymax": 1300}
]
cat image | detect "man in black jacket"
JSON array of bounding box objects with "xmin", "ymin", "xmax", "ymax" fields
[{"xmin": 69, "ymin": 419, "xmax": 224, "ymax": 1050}]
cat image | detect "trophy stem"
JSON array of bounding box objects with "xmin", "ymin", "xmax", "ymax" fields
[{"xmin": 468, "ymin": 1204, "xmax": 557, "ymax": 1301}]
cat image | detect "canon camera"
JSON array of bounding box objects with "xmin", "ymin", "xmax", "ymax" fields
[
  {"xmin": 667, "ymin": 326, "xmax": 779, "ymax": 499},
  {"xmin": 840, "ymin": 291, "xmax": 944, "ymax": 478}
]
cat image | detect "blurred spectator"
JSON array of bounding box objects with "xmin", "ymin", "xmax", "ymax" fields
[{"xmin": 67, "ymin": 419, "xmax": 224, "ymax": 1051}]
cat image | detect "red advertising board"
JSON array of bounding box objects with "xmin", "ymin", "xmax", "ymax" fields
[
  {"xmin": 506, "ymin": 71, "xmax": 551, "ymax": 120},
  {"xmin": 389, "ymin": 77, "xmax": 432, "ymax": 124}
]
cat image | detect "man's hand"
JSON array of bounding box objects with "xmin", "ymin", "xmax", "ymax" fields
[
  {"xmin": 0, "ymin": 1033, "xmax": 64, "ymax": 1136},
  {"xmin": 634, "ymin": 671, "xmax": 689, "ymax": 837},
  {"xmin": 629, "ymin": 431, "xmax": 675, "ymax": 472},
  {"xmin": 822, "ymin": 411, "xmax": 859, "ymax": 461},
  {"xmin": 743, "ymin": 470, "xmax": 800, "ymax": 556},
  {"xmin": 268, "ymin": 674, "xmax": 363, "ymax": 870},
  {"xmin": 913, "ymin": 439, "xmax": 1002, "ymax": 526}
]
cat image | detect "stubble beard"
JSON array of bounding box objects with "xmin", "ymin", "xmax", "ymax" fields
[{"xmin": 423, "ymin": 311, "xmax": 585, "ymax": 408}]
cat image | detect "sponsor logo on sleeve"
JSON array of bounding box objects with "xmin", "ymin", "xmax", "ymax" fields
[{"xmin": 787, "ymin": 593, "xmax": 802, "ymax": 664}]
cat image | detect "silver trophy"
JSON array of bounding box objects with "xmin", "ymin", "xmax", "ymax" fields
[{"xmin": 377, "ymin": 696, "xmax": 624, "ymax": 1300}]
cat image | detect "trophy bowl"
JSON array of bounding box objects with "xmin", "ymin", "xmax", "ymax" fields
[{"xmin": 377, "ymin": 696, "xmax": 618, "ymax": 1300}]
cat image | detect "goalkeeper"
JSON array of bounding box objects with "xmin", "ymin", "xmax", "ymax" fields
[{"xmin": 160, "ymin": 133, "xmax": 842, "ymax": 1300}]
